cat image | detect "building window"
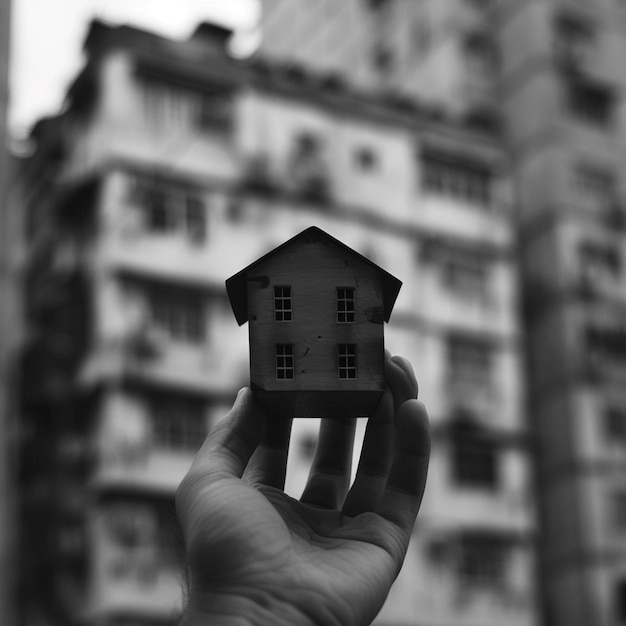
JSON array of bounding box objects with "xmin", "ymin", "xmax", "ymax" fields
[
  {"xmin": 579, "ymin": 241, "xmax": 621, "ymax": 283},
  {"xmin": 450, "ymin": 417, "xmax": 499, "ymax": 490},
  {"xmin": 464, "ymin": 31, "xmax": 498, "ymax": 75},
  {"xmin": 568, "ymin": 83, "xmax": 614, "ymax": 128},
  {"xmin": 613, "ymin": 491, "xmax": 626, "ymax": 533},
  {"xmin": 145, "ymin": 189, "xmax": 171, "ymax": 232},
  {"xmin": 354, "ymin": 147, "xmax": 379, "ymax": 172},
  {"xmin": 442, "ymin": 251, "xmax": 489, "ymax": 298},
  {"xmin": 574, "ymin": 165, "xmax": 616, "ymax": 209},
  {"xmin": 413, "ymin": 20, "xmax": 431, "ymax": 55},
  {"xmin": 457, "ymin": 532, "xmax": 508, "ymax": 590},
  {"xmin": 364, "ymin": 0, "xmax": 391, "ymax": 10},
  {"xmin": 615, "ymin": 580, "xmax": 626, "ymax": 624},
  {"xmin": 152, "ymin": 396, "xmax": 206, "ymax": 451},
  {"xmin": 274, "ymin": 286, "xmax": 292, "ymax": 321},
  {"xmin": 149, "ymin": 290, "xmax": 205, "ymax": 343},
  {"xmin": 338, "ymin": 344, "xmax": 357, "ymax": 379},
  {"xmin": 185, "ymin": 196, "xmax": 206, "ymax": 241},
  {"xmin": 131, "ymin": 176, "xmax": 206, "ymax": 240},
  {"xmin": 337, "ymin": 288, "xmax": 356, "ymax": 323},
  {"xmin": 605, "ymin": 406, "xmax": 626, "ymax": 445},
  {"xmin": 554, "ymin": 12, "xmax": 595, "ymax": 69},
  {"xmin": 422, "ymin": 152, "xmax": 493, "ymax": 207},
  {"xmin": 140, "ymin": 77, "xmax": 232, "ymax": 134},
  {"xmin": 586, "ymin": 322, "xmax": 626, "ymax": 368},
  {"xmin": 291, "ymin": 132, "xmax": 329, "ymax": 202},
  {"xmin": 276, "ymin": 344, "xmax": 294, "ymax": 379},
  {"xmin": 447, "ymin": 334, "xmax": 493, "ymax": 385},
  {"xmin": 195, "ymin": 92, "xmax": 233, "ymax": 132},
  {"xmin": 372, "ymin": 45, "xmax": 394, "ymax": 73}
]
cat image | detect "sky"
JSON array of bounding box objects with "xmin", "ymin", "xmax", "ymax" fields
[{"xmin": 9, "ymin": 0, "xmax": 260, "ymax": 136}]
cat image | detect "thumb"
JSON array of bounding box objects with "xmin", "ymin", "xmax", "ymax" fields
[{"xmin": 187, "ymin": 387, "xmax": 266, "ymax": 480}]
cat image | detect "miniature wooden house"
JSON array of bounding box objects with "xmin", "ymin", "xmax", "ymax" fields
[{"xmin": 226, "ymin": 227, "xmax": 402, "ymax": 418}]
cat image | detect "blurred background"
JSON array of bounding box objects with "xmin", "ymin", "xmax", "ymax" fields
[{"xmin": 1, "ymin": 0, "xmax": 626, "ymax": 625}]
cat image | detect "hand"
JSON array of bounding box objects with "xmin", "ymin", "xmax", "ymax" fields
[{"xmin": 176, "ymin": 354, "xmax": 430, "ymax": 626}]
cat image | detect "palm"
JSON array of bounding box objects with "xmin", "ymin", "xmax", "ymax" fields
[
  {"xmin": 177, "ymin": 355, "xmax": 430, "ymax": 626},
  {"xmin": 187, "ymin": 478, "xmax": 402, "ymax": 625}
]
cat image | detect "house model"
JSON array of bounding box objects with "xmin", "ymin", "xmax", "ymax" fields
[{"xmin": 226, "ymin": 226, "xmax": 402, "ymax": 418}]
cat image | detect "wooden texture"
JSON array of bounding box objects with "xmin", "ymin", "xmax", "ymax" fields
[
  {"xmin": 248, "ymin": 234, "xmax": 385, "ymax": 393},
  {"xmin": 226, "ymin": 227, "xmax": 402, "ymax": 418}
]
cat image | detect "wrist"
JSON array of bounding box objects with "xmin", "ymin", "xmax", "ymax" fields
[{"xmin": 181, "ymin": 590, "xmax": 317, "ymax": 626}]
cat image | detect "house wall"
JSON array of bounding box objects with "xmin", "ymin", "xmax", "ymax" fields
[{"xmin": 247, "ymin": 236, "xmax": 386, "ymax": 396}]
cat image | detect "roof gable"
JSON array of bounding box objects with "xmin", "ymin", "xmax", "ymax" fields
[{"xmin": 226, "ymin": 226, "xmax": 402, "ymax": 326}]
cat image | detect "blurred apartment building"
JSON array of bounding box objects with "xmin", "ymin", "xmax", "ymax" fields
[
  {"xmin": 260, "ymin": 0, "xmax": 626, "ymax": 625},
  {"xmin": 1, "ymin": 1, "xmax": 16, "ymax": 626},
  {"xmin": 16, "ymin": 15, "xmax": 535, "ymax": 626}
]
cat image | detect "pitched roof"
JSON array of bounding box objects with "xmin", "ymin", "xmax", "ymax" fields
[{"xmin": 226, "ymin": 226, "xmax": 402, "ymax": 326}]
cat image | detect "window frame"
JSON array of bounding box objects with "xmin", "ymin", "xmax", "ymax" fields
[
  {"xmin": 149, "ymin": 289, "xmax": 206, "ymax": 343},
  {"xmin": 421, "ymin": 152, "xmax": 493, "ymax": 207},
  {"xmin": 151, "ymin": 396, "xmax": 206, "ymax": 451},
  {"xmin": 338, "ymin": 344, "xmax": 358, "ymax": 379},
  {"xmin": 276, "ymin": 344, "xmax": 294, "ymax": 380},
  {"xmin": 337, "ymin": 287, "xmax": 356, "ymax": 323},
  {"xmin": 274, "ymin": 286, "xmax": 292, "ymax": 322}
]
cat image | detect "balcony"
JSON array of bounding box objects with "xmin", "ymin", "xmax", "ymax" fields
[
  {"xmin": 93, "ymin": 448, "xmax": 194, "ymax": 495},
  {"xmin": 78, "ymin": 333, "xmax": 243, "ymax": 398}
]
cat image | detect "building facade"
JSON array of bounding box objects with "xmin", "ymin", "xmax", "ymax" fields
[
  {"xmin": 0, "ymin": 0, "xmax": 16, "ymax": 625},
  {"xmin": 259, "ymin": 0, "xmax": 626, "ymax": 625},
  {"xmin": 18, "ymin": 17, "xmax": 535, "ymax": 626}
]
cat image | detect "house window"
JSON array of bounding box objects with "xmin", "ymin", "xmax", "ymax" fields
[
  {"xmin": 337, "ymin": 288, "xmax": 356, "ymax": 323},
  {"xmin": 274, "ymin": 286, "xmax": 292, "ymax": 321},
  {"xmin": 605, "ymin": 406, "xmax": 626, "ymax": 445},
  {"xmin": 152, "ymin": 396, "xmax": 206, "ymax": 451},
  {"xmin": 149, "ymin": 290, "xmax": 205, "ymax": 343},
  {"xmin": 447, "ymin": 334, "xmax": 493, "ymax": 385},
  {"xmin": 276, "ymin": 344, "xmax": 294, "ymax": 379},
  {"xmin": 457, "ymin": 532, "xmax": 508, "ymax": 590},
  {"xmin": 450, "ymin": 418, "xmax": 499, "ymax": 490},
  {"xmin": 422, "ymin": 152, "xmax": 493, "ymax": 207},
  {"xmin": 338, "ymin": 344, "xmax": 357, "ymax": 379}
]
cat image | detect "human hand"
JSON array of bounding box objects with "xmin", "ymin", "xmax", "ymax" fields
[{"xmin": 176, "ymin": 353, "xmax": 430, "ymax": 626}]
